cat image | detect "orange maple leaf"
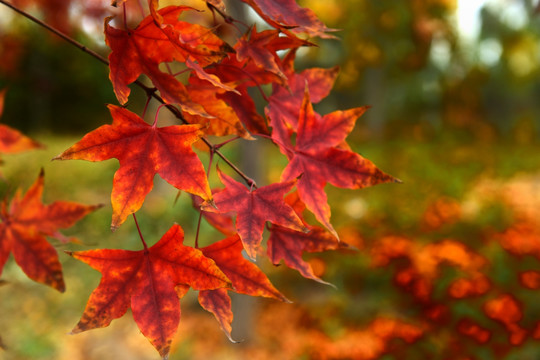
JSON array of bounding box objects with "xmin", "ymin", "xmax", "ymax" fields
[
  {"xmin": 0, "ymin": 89, "xmax": 43, "ymax": 170},
  {"xmin": 54, "ymin": 105, "xmax": 212, "ymax": 230},
  {"xmin": 67, "ymin": 224, "xmax": 230, "ymax": 359},
  {"xmin": 0, "ymin": 170, "xmax": 101, "ymax": 291}
]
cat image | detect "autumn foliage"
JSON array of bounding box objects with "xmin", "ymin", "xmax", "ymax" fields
[
  {"xmin": 2, "ymin": 0, "xmax": 539, "ymax": 359},
  {"xmin": 0, "ymin": 0, "xmax": 398, "ymax": 358}
]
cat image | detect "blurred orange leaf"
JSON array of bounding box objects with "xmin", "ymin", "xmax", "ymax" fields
[
  {"xmin": 0, "ymin": 89, "xmax": 43, "ymax": 162},
  {"xmin": 0, "ymin": 170, "xmax": 100, "ymax": 291}
]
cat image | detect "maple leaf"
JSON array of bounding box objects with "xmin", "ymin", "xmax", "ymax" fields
[
  {"xmin": 266, "ymin": 64, "xmax": 340, "ymax": 152},
  {"xmin": 0, "ymin": 89, "xmax": 43, "ymax": 170},
  {"xmin": 67, "ymin": 224, "xmax": 230, "ymax": 359},
  {"xmin": 236, "ymin": 25, "xmax": 288, "ymax": 84},
  {"xmin": 199, "ymin": 234, "xmax": 289, "ymax": 341},
  {"xmin": 208, "ymin": 25, "xmax": 312, "ymax": 94},
  {"xmin": 236, "ymin": 25, "xmax": 313, "ymax": 82},
  {"xmin": 239, "ymin": 0, "xmax": 338, "ymax": 39},
  {"xmin": 0, "ymin": 124, "xmax": 42, "ymax": 155},
  {"xmin": 54, "ymin": 105, "xmax": 212, "ymax": 230},
  {"xmin": 277, "ymin": 88, "xmax": 399, "ymax": 237},
  {"xmin": 105, "ymin": 6, "xmax": 230, "ymax": 113},
  {"xmin": 147, "ymin": 3, "xmax": 237, "ymax": 92},
  {"xmin": 202, "ymin": 168, "xmax": 306, "ymax": 260},
  {"xmin": 0, "ymin": 170, "xmax": 101, "ymax": 291},
  {"xmin": 268, "ymin": 225, "xmax": 340, "ymax": 285},
  {"xmin": 266, "ymin": 64, "xmax": 339, "ymax": 133}
]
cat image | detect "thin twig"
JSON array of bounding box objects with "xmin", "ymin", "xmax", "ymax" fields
[{"xmin": 0, "ymin": 0, "xmax": 255, "ymax": 187}]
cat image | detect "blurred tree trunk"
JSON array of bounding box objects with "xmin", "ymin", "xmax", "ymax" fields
[{"xmin": 226, "ymin": 0, "xmax": 261, "ymax": 344}]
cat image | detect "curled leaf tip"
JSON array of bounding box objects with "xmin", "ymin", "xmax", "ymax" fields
[
  {"xmin": 316, "ymin": 278, "xmax": 337, "ymax": 289},
  {"xmin": 204, "ymin": 198, "xmax": 218, "ymax": 210},
  {"xmin": 69, "ymin": 326, "xmax": 82, "ymax": 335},
  {"xmin": 226, "ymin": 335, "xmax": 242, "ymax": 343}
]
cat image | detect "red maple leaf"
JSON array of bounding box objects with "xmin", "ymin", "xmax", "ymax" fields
[
  {"xmin": 239, "ymin": 0, "xmax": 338, "ymax": 39},
  {"xmin": 202, "ymin": 168, "xmax": 306, "ymax": 260},
  {"xmin": 277, "ymin": 88, "xmax": 398, "ymax": 237},
  {"xmin": 267, "ymin": 192, "xmax": 346, "ymax": 285},
  {"xmin": 0, "ymin": 170, "xmax": 101, "ymax": 291},
  {"xmin": 268, "ymin": 225, "xmax": 340, "ymax": 285},
  {"xmin": 266, "ymin": 62, "xmax": 340, "ymax": 132},
  {"xmin": 266, "ymin": 62, "xmax": 340, "ymax": 151},
  {"xmin": 105, "ymin": 6, "xmax": 231, "ymax": 113},
  {"xmin": 234, "ymin": 26, "xmax": 306, "ymax": 85},
  {"xmin": 198, "ymin": 234, "xmax": 288, "ymax": 341},
  {"xmin": 67, "ymin": 224, "xmax": 230, "ymax": 358},
  {"xmin": 54, "ymin": 105, "xmax": 212, "ymax": 230}
]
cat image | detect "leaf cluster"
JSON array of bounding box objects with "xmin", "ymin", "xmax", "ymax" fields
[{"xmin": 0, "ymin": 0, "xmax": 397, "ymax": 358}]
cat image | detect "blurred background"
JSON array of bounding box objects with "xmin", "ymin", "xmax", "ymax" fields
[{"xmin": 1, "ymin": 0, "xmax": 540, "ymax": 359}]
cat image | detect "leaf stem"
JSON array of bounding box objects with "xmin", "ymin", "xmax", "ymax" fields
[
  {"xmin": 153, "ymin": 104, "xmax": 168, "ymax": 127},
  {"xmin": 122, "ymin": 3, "xmax": 128, "ymax": 31},
  {"xmin": 254, "ymin": 132, "xmax": 294, "ymax": 156},
  {"xmin": 0, "ymin": 0, "xmax": 256, "ymax": 188},
  {"xmin": 194, "ymin": 211, "xmax": 203, "ymax": 249},
  {"xmin": 136, "ymin": 0, "xmax": 146, "ymax": 18},
  {"xmin": 132, "ymin": 213, "xmax": 148, "ymax": 251},
  {"xmin": 141, "ymin": 95, "xmax": 152, "ymax": 119},
  {"xmin": 214, "ymin": 136, "xmax": 242, "ymax": 150}
]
